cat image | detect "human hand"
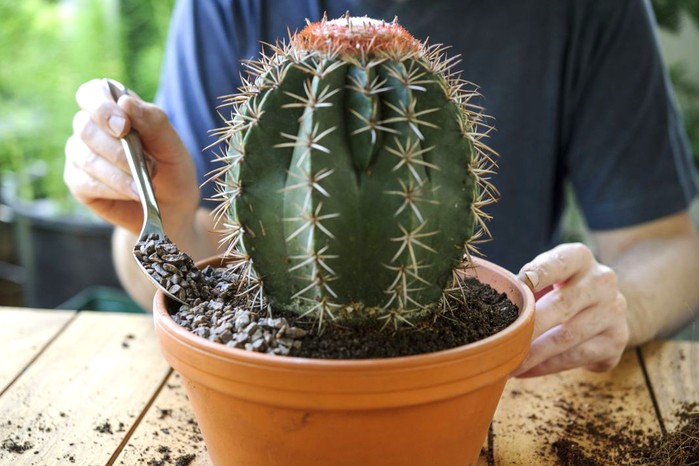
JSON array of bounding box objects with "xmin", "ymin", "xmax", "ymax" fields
[
  {"xmin": 64, "ymin": 79, "xmax": 200, "ymax": 237},
  {"xmin": 512, "ymin": 243, "xmax": 629, "ymax": 377}
]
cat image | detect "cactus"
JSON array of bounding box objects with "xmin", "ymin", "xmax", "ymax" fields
[{"xmin": 210, "ymin": 15, "xmax": 497, "ymax": 328}]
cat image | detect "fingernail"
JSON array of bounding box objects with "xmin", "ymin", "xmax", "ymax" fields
[
  {"xmin": 130, "ymin": 180, "xmax": 140, "ymax": 199},
  {"xmin": 108, "ymin": 115, "xmax": 126, "ymax": 137},
  {"xmin": 523, "ymin": 270, "xmax": 539, "ymax": 290}
]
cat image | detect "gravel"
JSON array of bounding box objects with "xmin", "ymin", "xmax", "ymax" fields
[
  {"xmin": 135, "ymin": 236, "xmax": 308, "ymax": 355},
  {"xmin": 134, "ymin": 233, "xmax": 211, "ymax": 305}
]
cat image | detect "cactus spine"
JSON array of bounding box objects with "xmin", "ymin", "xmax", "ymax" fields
[{"xmin": 211, "ymin": 15, "xmax": 497, "ymax": 328}]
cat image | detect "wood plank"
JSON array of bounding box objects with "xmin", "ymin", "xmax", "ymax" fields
[
  {"xmin": 0, "ymin": 308, "xmax": 75, "ymax": 392},
  {"xmin": 114, "ymin": 371, "xmax": 209, "ymax": 466},
  {"xmin": 491, "ymin": 350, "xmax": 661, "ymax": 465},
  {"xmin": 641, "ymin": 340, "xmax": 699, "ymax": 431},
  {"xmin": 0, "ymin": 311, "xmax": 171, "ymax": 466}
]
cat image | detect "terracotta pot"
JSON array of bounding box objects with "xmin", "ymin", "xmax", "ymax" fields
[{"xmin": 153, "ymin": 256, "xmax": 535, "ymax": 466}]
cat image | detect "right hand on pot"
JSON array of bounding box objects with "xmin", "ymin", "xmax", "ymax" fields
[
  {"xmin": 64, "ymin": 78, "xmax": 201, "ymax": 237},
  {"xmin": 512, "ymin": 243, "xmax": 629, "ymax": 377}
]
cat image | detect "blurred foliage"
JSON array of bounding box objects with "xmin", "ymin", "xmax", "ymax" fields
[
  {"xmin": 651, "ymin": 0, "xmax": 699, "ymax": 165},
  {"xmin": 651, "ymin": 0, "xmax": 699, "ymax": 33},
  {"xmin": 120, "ymin": 0, "xmax": 176, "ymax": 101},
  {"xmin": 669, "ymin": 64, "xmax": 699, "ymax": 159},
  {"xmin": 0, "ymin": 0, "xmax": 174, "ymax": 217}
]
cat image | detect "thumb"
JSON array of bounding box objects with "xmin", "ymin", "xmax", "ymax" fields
[
  {"xmin": 517, "ymin": 268, "xmax": 540, "ymax": 292},
  {"xmin": 517, "ymin": 268, "xmax": 553, "ymax": 301},
  {"xmin": 118, "ymin": 95, "xmax": 187, "ymax": 164},
  {"xmin": 517, "ymin": 243, "xmax": 594, "ymax": 294}
]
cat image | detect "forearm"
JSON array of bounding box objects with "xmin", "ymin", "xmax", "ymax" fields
[
  {"xmin": 112, "ymin": 208, "xmax": 220, "ymax": 310},
  {"xmin": 605, "ymin": 230, "xmax": 699, "ymax": 346},
  {"xmin": 592, "ymin": 211, "xmax": 699, "ymax": 346}
]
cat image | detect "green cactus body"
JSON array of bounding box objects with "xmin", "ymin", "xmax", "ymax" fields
[{"xmin": 212, "ymin": 16, "xmax": 495, "ymax": 326}]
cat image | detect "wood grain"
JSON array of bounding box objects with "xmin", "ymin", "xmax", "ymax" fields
[
  {"xmin": 114, "ymin": 371, "xmax": 210, "ymax": 466},
  {"xmin": 3, "ymin": 306, "xmax": 694, "ymax": 466},
  {"xmin": 490, "ymin": 350, "xmax": 661, "ymax": 465},
  {"xmin": 0, "ymin": 311, "xmax": 170, "ymax": 466},
  {"xmin": 0, "ymin": 308, "xmax": 75, "ymax": 392},
  {"xmin": 641, "ymin": 340, "xmax": 699, "ymax": 431}
]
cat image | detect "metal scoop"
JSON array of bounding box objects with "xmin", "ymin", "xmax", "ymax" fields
[{"xmin": 103, "ymin": 78, "xmax": 187, "ymax": 305}]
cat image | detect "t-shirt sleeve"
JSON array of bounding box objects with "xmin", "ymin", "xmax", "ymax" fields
[
  {"xmin": 563, "ymin": 0, "xmax": 698, "ymax": 230},
  {"xmin": 155, "ymin": 0, "xmax": 257, "ymax": 207}
]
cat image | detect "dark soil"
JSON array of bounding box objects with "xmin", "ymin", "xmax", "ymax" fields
[
  {"xmin": 551, "ymin": 438, "xmax": 597, "ymax": 466},
  {"xmin": 175, "ymin": 454, "xmax": 197, "ymax": 466},
  {"xmin": 1, "ymin": 438, "xmax": 33, "ymax": 454},
  {"xmin": 94, "ymin": 421, "xmax": 113, "ymax": 434},
  {"xmin": 289, "ymin": 277, "xmax": 519, "ymax": 359},
  {"xmin": 166, "ymin": 262, "xmax": 519, "ymax": 359},
  {"xmin": 640, "ymin": 402, "xmax": 699, "ymax": 466},
  {"xmin": 549, "ymin": 399, "xmax": 699, "ymax": 465},
  {"xmin": 145, "ymin": 446, "xmax": 197, "ymax": 466},
  {"xmin": 143, "ymin": 237, "xmax": 521, "ymax": 359}
]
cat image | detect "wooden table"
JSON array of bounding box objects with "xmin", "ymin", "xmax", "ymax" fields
[{"xmin": 0, "ymin": 308, "xmax": 696, "ymax": 466}]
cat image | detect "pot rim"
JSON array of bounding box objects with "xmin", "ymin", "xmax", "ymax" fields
[{"xmin": 154, "ymin": 256, "xmax": 535, "ymax": 370}]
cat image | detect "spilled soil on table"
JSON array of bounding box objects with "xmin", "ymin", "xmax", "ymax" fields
[
  {"xmin": 0, "ymin": 364, "xmax": 203, "ymax": 466},
  {"xmin": 550, "ymin": 401, "xmax": 699, "ymax": 465},
  {"xmin": 523, "ymin": 388, "xmax": 699, "ymax": 465},
  {"xmin": 134, "ymin": 374, "xmax": 204, "ymax": 466},
  {"xmin": 490, "ymin": 371, "xmax": 699, "ymax": 466},
  {"xmin": 1, "ymin": 437, "xmax": 33, "ymax": 454}
]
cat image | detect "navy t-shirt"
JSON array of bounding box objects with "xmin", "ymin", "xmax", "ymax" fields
[{"xmin": 155, "ymin": 0, "xmax": 698, "ymax": 272}]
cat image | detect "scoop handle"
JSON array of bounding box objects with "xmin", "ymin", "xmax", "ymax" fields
[{"xmin": 103, "ymin": 78, "xmax": 163, "ymax": 234}]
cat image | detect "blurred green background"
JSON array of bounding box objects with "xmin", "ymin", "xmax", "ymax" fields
[
  {"xmin": 0, "ymin": 0, "xmax": 697, "ymax": 310},
  {"xmin": 0, "ymin": 0, "xmax": 175, "ymax": 214},
  {"xmin": 0, "ymin": 0, "xmax": 175, "ymax": 310},
  {"xmin": 652, "ymin": 0, "xmax": 699, "ymax": 167}
]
